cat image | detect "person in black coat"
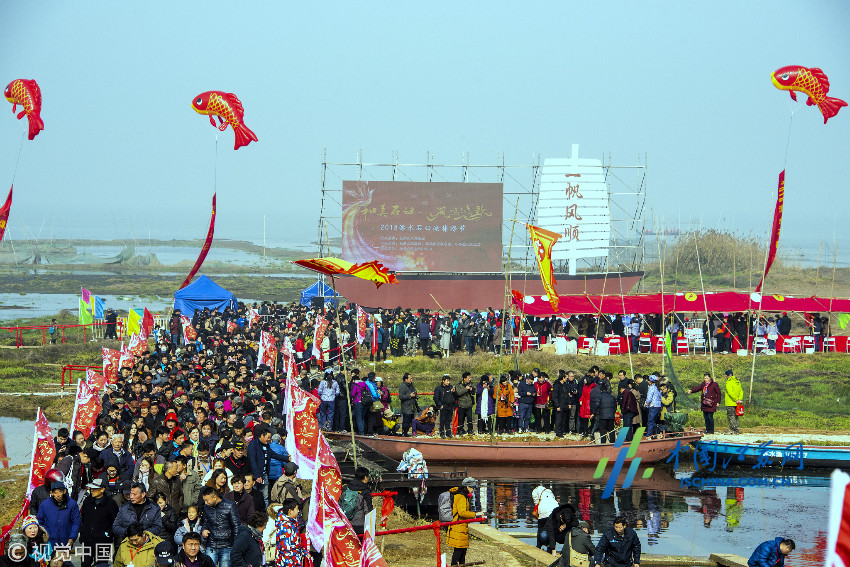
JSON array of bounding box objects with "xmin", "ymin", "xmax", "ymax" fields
[
  {"xmin": 79, "ymin": 479, "xmax": 119, "ymax": 567},
  {"xmin": 542, "ymin": 503, "xmax": 578, "ymax": 554},
  {"xmin": 594, "ymin": 515, "xmax": 641, "ymax": 567},
  {"xmin": 595, "ymin": 383, "xmax": 618, "ymax": 443},
  {"xmin": 432, "ymin": 375, "xmax": 457, "ymax": 439},
  {"xmin": 231, "ymin": 512, "xmax": 267, "ymax": 567},
  {"xmin": 552, "ymin": 371, "xmax": 570, "ymax": 438}
]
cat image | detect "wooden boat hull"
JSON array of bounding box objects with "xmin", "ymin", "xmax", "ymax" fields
[
  {"xmin": 327, "ymin": 431, "xmax": 703, "ymax": 466},
  {"xmin": 694, "ymin": 440, "xmax": 850, "ymax": 468}
]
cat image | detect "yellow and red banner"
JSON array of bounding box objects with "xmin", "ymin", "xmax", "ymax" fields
[
  {"xmin": 527, "ymin": 224, "xmax": 562, "ymax": 311},
  {"xmin": 179, "ymin": 193, "xmax": 216, "ymax": 290},
  {"xmin": 756, "ymin": 170, "xmax": 785, "ymax": 293},
  {"xmin": 292, "ymin": 257, "xmax": 399, "ymax": 288},
  {"xmin": 0, "ymin": 186, "xmax": 11, "ymax": 243}
]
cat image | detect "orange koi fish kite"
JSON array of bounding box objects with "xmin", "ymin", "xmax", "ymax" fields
[
  {"xmin": 191, "ymin": 91, "xmax": 258, "ymax": 150},
  {"xmin": 4, "ymin": 79, "xmax": 44, "ymax": 140},
  {"xmin": 771, "ymin": 66, "xmax": 847, "ymax": 124}
]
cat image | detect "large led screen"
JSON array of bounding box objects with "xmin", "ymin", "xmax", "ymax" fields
[{"xmin": 342, "ymin": 180, "xmax": 503, "ymax": 272}]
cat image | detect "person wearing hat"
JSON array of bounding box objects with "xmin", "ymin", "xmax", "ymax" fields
[
  {"xmin": 688, "ymin": 373, "xmax": 722, "ymax": 435},
  {"xmin": 644, "ymin": 375, "xmax": 663, "ymax": 437},
  {"xmin": 17, "ymin": 515, "xmax": 49, "ymax": 567},
  {"xmin": 34, "ymin": 480, "xmax": 81, "ymax": 549},
  {"xmin": 114, "ymin": 522, "xmax": 165, "ymax": 567},
  {"xmin": 447, "ymin": 477, "xmax": 484, "ymax": 566},
  {"xmin": 552, "ymin": 518, "xmax": 596, "ymax": 567},
  {"xmin": 380, "ymin": 407, "xmax": 400, "ymax": 435},
  {"xmin": 79, "ymin": 478, "xmax": 119, "ymax": 567},
  {"xmin": 270, "ymin": 462, "xmax": 305, "ymax": 514},
  {"xmin": 105, "ymin": 307, "xmax": 118, "ymax": 340},
  {"xmin": 723, "ymin": 370, "xmax": 744, "ymax": 435}
]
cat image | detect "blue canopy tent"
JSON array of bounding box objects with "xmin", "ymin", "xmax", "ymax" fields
[
  {"xmin": 300, "ymin": 280, "xmax": 339, "ymax": 307},
  {"xmin": 174, "ymin": 275, "xmax": 238, "ymax": 314}
]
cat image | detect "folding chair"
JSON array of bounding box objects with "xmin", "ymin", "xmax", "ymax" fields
[
  {"xmin": 802, "ymin": 336, "xmax": 815, "ymax": 352},
  {"xmin": 823, "ymin": 336, "xmax": 836, "ymax": 352},
  {"xmin": 638, "ymin": 336, "xmax": 652, "ymax": 353},
  {"xmin": 693, "ymin": 337, "xmax": 707, "ymax": 354},
  {"xmin": 753, "ymin": 337, "xmax": 768, "ymax": 353},
  {"xmin": 607, "ymin": 337, "xmax": 622, "ymax": 355},
  {"xmin": 781, "ymin": 337, "xmax": 801, "ymax": 354},
  {"xmin": 652, "ymin": 336, "xmax": 665, "ymax": 353}
]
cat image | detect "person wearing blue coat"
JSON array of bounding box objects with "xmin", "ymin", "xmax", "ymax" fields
[
  {"xmin": 748, "ymin": 537, "xmax": 795, "ymax": 567},
  {"xmin": 35, "ymin": 482, "xmax": 81, "ymax": 548},
  {"xmin": 267, "ymin": 434, "xmax": 288, "ymax": 484},
  {"xmin": 247, "ymin": 426, "xmax": 289, "ymax": 506}
]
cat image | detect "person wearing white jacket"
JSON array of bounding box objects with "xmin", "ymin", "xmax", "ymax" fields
[{"xmin": 533, "ymin": 485, "xmax": 560, "ymax": 551}]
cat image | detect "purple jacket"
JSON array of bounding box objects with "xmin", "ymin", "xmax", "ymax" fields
[
  {"xmin": 350, "ymin": 381, "xmax": 366, "ymax": 404},
  {"xmin": 476, "ymin": 383, "xmax": 496, "ymax": 416}
]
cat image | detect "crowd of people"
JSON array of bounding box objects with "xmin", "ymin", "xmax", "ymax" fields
[{"xmin": 5, "ymin": 298, "xmax": 795, "ymax": 567}]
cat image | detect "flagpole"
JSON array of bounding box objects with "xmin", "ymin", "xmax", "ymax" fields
[
  {"xmin": 498, "ymin": 197, "xmax": 520, "ymax": 444},
  {"xmin": 694, "ymin": 233, "xmax": 716, "ymax": 382},
  {"xmin": 70, "ymin": 379, "xmax": 81, "ymax": 434},
  {"xmin": 324, "ymin": 222, "xmax": 358, "ymax": 468},
  {"xmin": 25, "ymin": 408, "xmax": 41, "ymax": 497},
  {"xmin": 748, "ymin": 236, "xmax": 772, "ymax": 404}
]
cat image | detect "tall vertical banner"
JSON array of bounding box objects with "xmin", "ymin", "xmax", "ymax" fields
[
  {"xmin": 179, "ymin": 193, "xmax": 216, "ymax": 290},
  {"xmin": 119, "ymin": 345, "xmax": 134, "ymax": 371},
  {"xmin": 755, "ymin": 170, "xmax": 785, "ymax": 293},
  {"xmin": 102, "ymin": 347, "xmax": 121, "ymax": 384},
  {"xmin": 370, "ymin": 320, "xmax": 378, "ymax": 355},
  {"xmin": 27, "ymin": 409, "xmax": 56, "ymax": 496},
  {"xmin": 280, "ymin": 336, "xmax": 294, "ymax": 377},
  {"xmin": 258, "ymin": 331, "xmax": 277, "ymax": 368},
  {"xmin": 71, "ymin": 378, "xmax": 102, "ymax": 438},
  {"xmin": 826, "ymin": 469, "xmax": 850, "ymax": 567},
  {"xmin": 284, "ymin": 372, "xmax": 320, "ymax": 479},
  {"xmin": 312, "ymin": 316, "xmax": 329, "ymax": 360},
  {"xmin": 307, "ymin": 434, "xmax": 343, "ymax": 550},
  {"xmin": 527, "ymin": 224, "xmax": 562, "ymax": 312},
  {"xmin": 321, "ymin": 484, "xmax": 361, "ymax": 567},
  {"xmin": 356, "ymin": 305, "xmax": 368, "ymax": 343},
  {"xmin": 249, "ymin": 308, "xmax": 260, "ymax": 328},
  {"xmin": 0, "ymin": 186, "xmax": 12, "ymax": 243},
  {"xmin": 142, "ymin": 308, "xmax": 154, "ymax": 339},
  {"xmin": 85, "ymin": 367, "xmax": 107, "ymax": 392},
  {"xmin": 128, "ymin": 333, "xmax": 146, "ymax": 357}
]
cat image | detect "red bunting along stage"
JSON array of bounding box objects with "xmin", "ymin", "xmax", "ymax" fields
[{"xmin": 511, "ymin": 290, "xmax": 850, "ymax": 316}]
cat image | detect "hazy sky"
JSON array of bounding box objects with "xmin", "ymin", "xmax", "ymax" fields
[{"xmin": 1, "ymin": 1, "xmax": 848, "ymax": 253}]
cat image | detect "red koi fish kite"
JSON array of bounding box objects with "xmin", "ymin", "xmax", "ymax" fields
[
  {"xmin": 191, "ymin": 91, "xmax": 258, "ymax": 149},
  {"xmin": 4, "ymin": 79, "xmax": 44, "ymax": 140},
  {"xmin": 772, "ymin": 66, "xmax": 847, "ymax": 123}
]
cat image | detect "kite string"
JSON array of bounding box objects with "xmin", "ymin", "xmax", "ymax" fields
[
  {"xmin": 214, "ymin": 135, "xmax": 218, "ymax": 192},
  {"xmin": 10, "ymin": 131, "xmax": 25, "ymax": 185},
  {"xmin": 782, "ymin": 111, "xmax": 794, "ymax": 170}
]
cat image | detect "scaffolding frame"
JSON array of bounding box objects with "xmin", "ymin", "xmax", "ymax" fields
[{"xmin": 318, "ymin": 150, "xmax": 646, "ymax": 275}]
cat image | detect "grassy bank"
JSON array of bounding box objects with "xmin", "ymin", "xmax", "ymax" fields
[
  {"xmin": 3, "ymin": 333, "xmax": 849, "ymax": 431},
  {"xmin": 0, "ymin": 274, "xmax": 307, "ymax": 302}
]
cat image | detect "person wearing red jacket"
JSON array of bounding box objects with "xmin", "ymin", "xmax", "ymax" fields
[
  {"xmin": 532, "ymin": 370, "xmax": 553, "ymax": 433},
  {"xmin": 688, "ymin": 373, "xmax": 722, "ymax": 434}
]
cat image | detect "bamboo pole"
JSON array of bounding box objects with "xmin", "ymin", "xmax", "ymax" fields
[
  {"xmin": 815, "ymin": 241, "xmax": 823, "ymax": 296},
  {"xmin": 498, "ymin": 197, "xmax": 521, "ymax": 443},
  {"xmin": 654, "ymin": 214, "xmax": 665, "ymax": 375},
  {"xmin": 694, "ymin": 234, "xmax": 716, "ymax": 381},
  {"xmin": 324, "ymin": 222, "xmax": 358, "ymax": 467},
  {"xmin": 747, "ymin": 242, "xmax": 772, "ymax": 404}
]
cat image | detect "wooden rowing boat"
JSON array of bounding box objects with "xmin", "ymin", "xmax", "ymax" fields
[{"xmin": 327, "ymin": 430, "xmax": 703, "ymax": 466}]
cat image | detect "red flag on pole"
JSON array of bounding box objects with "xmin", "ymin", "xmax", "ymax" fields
[
  {"xmin": 71, "ymin": 379, "xmax": 102, "ymax": 438},
  {"xmin": 356, "ymin": 306, "xmax": 368, "ymax": 343},
  {"xmin": 371, "ymin": 320, "xmax": 378, "ymax": 356},
  {"xmin": 28, "ymin": 409, "xmax": 56, "ymax": 496},
  {"xmin": 142, "ymin": 308, "xmax": 154, "ymax": 339},
  {"xmin": 102, "ymin": 347, "xmax": 121, "ymax": 384},
  {"xmin": 179, "ymin": 193, "xmax": 216, "ymax": 289},
  {"xmin": 307, "ymin": 434, "xmax": 343, "ymax": 550},
  {"xmin": 755, "ymin": 171, "xmax": 785, "ymax": 292},
  {"xmin": 0, "ymin": 186, "xmax": 12, "ymax": 243}
]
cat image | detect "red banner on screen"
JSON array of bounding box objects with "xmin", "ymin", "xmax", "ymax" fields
[{"xmin": 342, "ymin": 180, "xmax": 503, "ymax": 272}]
